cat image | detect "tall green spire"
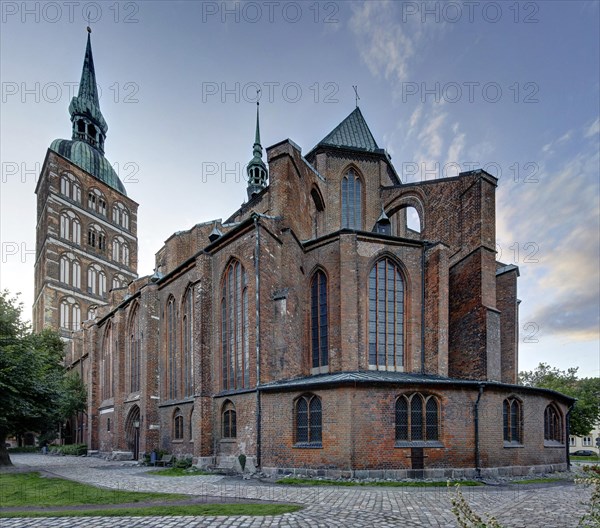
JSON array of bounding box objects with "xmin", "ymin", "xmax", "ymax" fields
[
  {"xmin": 68, "ymin": 28, "xmax": 108, "ymax": 154},
  {"xmin": 247, "ymin": 101, "xmax": 268, "ymax": 199}
]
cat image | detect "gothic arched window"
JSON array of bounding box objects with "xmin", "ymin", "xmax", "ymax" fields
[
  {"xmin": 368, "ymin": 257, "xmax": 405, "ymax": 369},
  {"xmin": 310, "ymin": 270, "xmax": 328, "ymax": 370},
  {"xmin": 221, "ymin": 260, "xmax": 249, "ymax": 390},
  {"xmin": 166, "ymin": 296, "xmax": 177, "ymax": 399},
  {"xmin": 128, "ymin": 304, "xmax": 141, "ymax": 393},
  {"xmin": 222, "ymin": 400, "xmax": 237, "ymax": 438},
  {"xmin": 183, "ymin": 287, "xmax": 194, "ymax": 397},
  {"xmin": 544, "ymin": 404, "xmax": 563, "ymax": 443},
  {"xmin": 101, "ymin": 322, "xmax": 113, "ymax": 400},
  {"xmin": 503, "ymin": 398, "xmax": 523, "ymax": 444},
  {"xmin": 295, "ymin": 394, "xmax": 322, "ymax": 445},
  {"xmin": 395, "ymin": 393, "xmax": 440, "ymax": 442},
  {"xmin": 341, "ymin": 168, "xmax": 362, "ymax": 229}
]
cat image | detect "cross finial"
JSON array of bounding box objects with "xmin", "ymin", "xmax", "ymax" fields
[{"xmin": 353, "ymin": 85, "xmax": 360, "ymax": 108}]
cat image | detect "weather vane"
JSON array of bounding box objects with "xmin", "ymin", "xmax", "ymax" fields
[
  {"xmin": 353, "ymin": 85, "xmax": 360, "ymax": 108},
  {"xmin": 256, "ymin": 88, "xmax": 261, "ymax": 106},
  {"xmin": 86, "ymin": 9, "xmax": 91, "ymax": 32}
]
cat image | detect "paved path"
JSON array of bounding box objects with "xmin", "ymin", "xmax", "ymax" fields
[{"xmin": 0, "ymin": 454, "xmax": 590, "ymax": 527}]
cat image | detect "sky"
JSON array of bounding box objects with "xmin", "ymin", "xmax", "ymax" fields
[{"xmin": 1, "ymin": 0, "xmax": 598, "ymax": 377}]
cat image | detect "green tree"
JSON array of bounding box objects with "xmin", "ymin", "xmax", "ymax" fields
[
  {"xmin": 519, "ymin": 363, "xmax": 600, "ymax": 437},
  {"xmin": 0, "ymin": 291, "xmax": 86, "ymax": 466}
]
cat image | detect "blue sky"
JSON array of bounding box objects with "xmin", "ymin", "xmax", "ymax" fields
[{"xmin": 1, "ymin": 1, "xmax": 598, "ymax": 377}]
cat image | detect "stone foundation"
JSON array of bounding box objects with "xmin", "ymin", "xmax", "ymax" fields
[{"xmin": 262, "ymin": 463, "xmax": 570, "ymax": 480}]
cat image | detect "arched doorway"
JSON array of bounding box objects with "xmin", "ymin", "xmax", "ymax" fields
[{"xmin": 125, "ymin": 406, "xmax": 141, "ymax": 460}]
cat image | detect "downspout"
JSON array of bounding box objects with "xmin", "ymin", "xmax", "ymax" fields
[
  {"xmin": 474, "ymin": 383, "xmax": 485, "ymax": 478},
  {"xmin": 254, "ymin": 215, "xmax": 262, "ymax": 469},
  {"xmin": 566, "ymin": 400, "xmax": 576, "ymax": 470},
  {"xmin": 420, "ymin": 244, "xmax": 426, "ymax": 374}
]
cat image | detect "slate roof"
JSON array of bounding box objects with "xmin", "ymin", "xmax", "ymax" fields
[
  {"xmin": 258, "ymin": 370, "xmax": 576, "ymax": 402},
  {"xmin": 316, "ymin": 107, "xmax": 379, "ymax": 152}
]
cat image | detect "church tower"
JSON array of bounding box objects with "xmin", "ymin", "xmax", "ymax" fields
[{"xmin": 33, "ymin": 29, "xmax": 138, "ymax": 336}]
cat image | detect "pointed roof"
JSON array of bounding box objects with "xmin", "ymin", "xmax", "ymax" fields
[
  {"xmin": 316, "ymin": 107, "xmax": 379, "ymax": 152},
  {"xmin": 68, "ymin": 30, "xmax": 108, "ymax": 136}
]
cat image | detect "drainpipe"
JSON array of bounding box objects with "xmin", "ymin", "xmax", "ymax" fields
[
  {"xmin": 566, "ymin": 400, "xmax": 576, "ymax": 470},
  {"xmin": 474, "ymin": 383, "xmax": 485, "ymax": 478},
  {"xmin": 420, "ymin": 244, "xmax": 426, "ymax": 374},
  {"xmin": 254, "ymin": 215, "xmax": 262, "ymax": 469}
]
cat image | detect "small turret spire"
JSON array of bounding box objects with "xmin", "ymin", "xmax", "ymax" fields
[
  {"xmin": 246, "ymin": 95, "xmax": 268, "ymax": 199},
  {"xmin": 68, "ymin": 29, "xmax": 108, "ymax": 153}
]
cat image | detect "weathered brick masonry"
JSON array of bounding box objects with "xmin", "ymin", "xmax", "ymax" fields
[{"xmin": 35, "ymin": 34, "xmax": 574, "ymax": 475}]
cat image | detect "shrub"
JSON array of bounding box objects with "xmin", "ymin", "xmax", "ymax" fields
[
  {"xmin": 7, "ymin": 446, "xmax": 39, "ymax": 453},
  {"xmin": 48, "ymin": 444, "xmax": 87, "ymax": 456},
  {"xmin": 449, "ymin": 482, "xmax": 503, "ymax": 528},
  {"xmin": 238, "ymin": 454, "xmax": 247, "ymax": 471},
  {"xmin": 173, "ymin": 456, "xmax": 192, "ymax": 469},
  {"xmin": 577, "ymin": 464, "xmax": 600, "ymax": 527}
]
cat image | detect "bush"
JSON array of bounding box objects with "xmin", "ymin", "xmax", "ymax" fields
[
  {"xmin": 576, "ymin": 464, "xmax": 600, "ymax": 527},
  {"xmin": 173, "ymin": 456, "xmax": 193, "ymax": 469},
  {"xmin": 48, "ymin": 444, "xmax": 87, "ymax": 456},
  {"xmin": 7, "ymin": 446, "xmax": 39, "ymax": 453}
]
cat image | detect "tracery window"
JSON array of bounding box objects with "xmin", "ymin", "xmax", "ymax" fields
[
  {"xmin": 100, "ymin": 322, "xmax": 114, "ymax": 400},
  {"xmin": 295, "ymin": 394, "xmax": 322, "ymax": 445},
  {"xmin": 128, "ymin": 304, "xmax": 141, "ymax": 393},
  {"xmin": 88, "ymin": 224, "xmax": 106, "ymax": 250},
  {"xmin": 60, "ymin": 173, "xmax": 81, "ymax": 202},
  {"xmin": 183, "ymin": 287, "xmax": 194, "ymax": 397},
  {"xmin": 221, "ymin": 260, "xmax": 249, "ymax": 390},
  {"xmin": 166, "ymin": 296, "xmax": 177, "ymax": 399},
  {"xmin": 59, "ymin": 211, "xmax": 81, "ymax": 245},
  {"xmin": 503, "ymin": 398, "xmax": 523, "ymax": 444},
  {"xmin": 310, "ymin": 270, "xmax": 328, "ymax": 370},
  {"xmin": 59, "ymin": 297, "xmax": 81, "ymax": 331},
  {"xmin": 112, "ymin": 203, "xmax": 130, "ymax": 230},
  {"xmin": 368, "ymin": 257, "xmax": 404, "ymax": 369},
  {"xmin": 395, "ymin": 393, "xmax": 440, "ymax": 443},
  {"xmin": 341, "ymin": 168, "xmax": 362, "ymax": 229},
  {"xmin": 544, "ymin": 404, "xmax": 563, "ymax": 443}
]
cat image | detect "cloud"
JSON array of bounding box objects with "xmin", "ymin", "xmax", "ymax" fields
[
  {"xmin": 498, "ymin": 123, "xmax": 600, "ymax": 341},
  {"xmin": 585, "ymin": 117, "xmax": 599, "ymax": 138}
]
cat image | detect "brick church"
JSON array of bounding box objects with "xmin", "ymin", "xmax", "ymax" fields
[{"xmin": 33, "ymin": 32, "xmax": 574, "ymax": 478}]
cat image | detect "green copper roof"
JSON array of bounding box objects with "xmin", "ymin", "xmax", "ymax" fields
[
  {"xmin": 49, "ymin": 30, "xmax": 126, "ymax": 196},
  {"xmin": 50, "ymin": 139, "xmax": 127, "ymax": 195},
  {"xmin": 316, "ymin": 107, "xmax": 379, "ymax": 152}
]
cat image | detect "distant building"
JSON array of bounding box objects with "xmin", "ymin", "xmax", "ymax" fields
[
  {"xmin": 35, "ymin": 32, "xmax": 575, "ymax": 478},
  {"xmin": 570, "ymin": 424, "xmax": 600, "ymax": 455}
]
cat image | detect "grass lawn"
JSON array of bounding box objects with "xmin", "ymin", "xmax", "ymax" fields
[
  {"xmin": 275, "ymin": 477, "xmax": 483, "ymax": 487},
  {"xmin": 0, "ymin": 473, "xmax": 301, "ymax": 518},
  {"xmin": 146, "ymin": 467, "xmax": 211, "ymax": 477},
  {"xmin": 571, "ymin": 456, "xmax": 600, "ymax": 462},
  {"xmin": 0, "ymin": 504, "xmax": 302, "ymax": 518},
  {"xmin": 0, "ymin": 472, "xmax": 186, "ymax": 508},
  {"xmin": 513, "ymin": 477, "xmax": 566, "ymax": 485}
]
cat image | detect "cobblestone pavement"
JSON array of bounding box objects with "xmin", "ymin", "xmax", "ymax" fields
[{"xmin": 0, "ymin": 454, "xmax": 590, "ymax": 527}]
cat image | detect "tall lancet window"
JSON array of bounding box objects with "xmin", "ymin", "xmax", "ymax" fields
[
  {"xmin": 310, "ymin": 270, "xmax": 329, "ymax": 370},
  {"xmin": 166, "ymin": 296, "xmax": 178, "ymax": 400},
  {"xmin": 183, "ymin": 287, "xmax": 194, "ymax": 397},
  {"xmin": 341, "ymin": 168, "xmax": 362, "ymax": 229},
  {"xmin": 128, "ymin": 304, "xmax": 141, "ymax": 393},
  {"xmin": 368, "ymin": 257, "xmax": 404, "ymax": 369},
  {"xmin": 221, "ymin": 260, "xmax": 249, "ymax": 390}
]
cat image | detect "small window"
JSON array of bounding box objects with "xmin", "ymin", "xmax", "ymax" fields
[
  {"xmin": 569, "ymin": 436, "xmax": 576, "ymax": 447},
  {"xmin": 503, "ymin": 398, "xmax": 523, "ymax": 444},
  {"xmin": 174, "ymin": 408, "xmax": 184, "ymax": 440},
  {"xmin": 583, "ymin": 436, "xmax": 592, "ymax": 447},
  {"xmin": 222, "ymin": 401, "xmax": 237, "ymax": 439},
  {"xmin": 295, "ymin": 394, "xmax": 322, "ymax": 446}
]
